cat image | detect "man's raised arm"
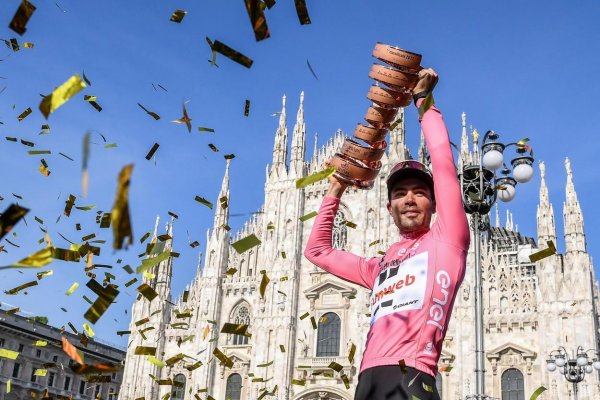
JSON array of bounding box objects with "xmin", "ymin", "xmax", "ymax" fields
[
  {"xmin": 415, "ymin": 69, "xmax": 470, "ymax": 249},
  {"xmin": 304, "ymin": 179, "xmax": 379, "ymax": 290}
]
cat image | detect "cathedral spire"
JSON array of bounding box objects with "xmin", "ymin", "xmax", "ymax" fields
[
  {"xmin": 312, "ymin": 132, "xmax": 318, "ymax": 162},
  {"xmin": 563, "ymin": 158, "xmax": 586, "ymax": 254},
  {"xmin": 417, "ymin": 130, "xmax": 428, "ymax": 165},
  {"xmin": 495, "ymin": 204, "xmax": 500, "ymax": 228},
  {"xmin": 537, "ymin": 161, "xmax": 556, "ymax": 248},
  {"xmin": 270, "ymin": 94, "xmax": 288, "ymax": 176},
  {"xmin": 290, "ymin": 91, "xmax": 306, "ymax": 177},
  {"xmin": 459, "ymin": 112, "xmax": 470, "ymax": 167},
  {"xmin": 213, "ymin": 159, "xmax": 231, "ymax": 230},
  {"xmin": 388, "ymin": 108, "xmax": 407, "ymax": 164}
]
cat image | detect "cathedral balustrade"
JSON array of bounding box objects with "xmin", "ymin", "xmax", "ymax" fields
[{"xmin": 296, "ymin": 356, "xmax": 354, "ymax": 379}]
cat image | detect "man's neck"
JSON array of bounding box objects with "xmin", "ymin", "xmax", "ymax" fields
[{"xmin": 398, "ymin": 227, "xmax": 429, "ymax": 241}]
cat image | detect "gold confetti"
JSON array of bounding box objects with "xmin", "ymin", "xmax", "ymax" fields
[
  {"xmin": 17, "ymin": 107, "xmax": 32, "ymax": 121},
  {"xmin": 4, "ymin": 280, "xmax": 38, "ymax": 294},
  {"xmin": 348, "ymin": 343, "xmax": 356, "ymax": 363},
  {"xmin": 39, "ymin": 74, "xmax": 86, "ymax": 118},
  {"xmin": 280, "ymin": 345, "xmax": 285, "ymax": 352},
  {"xmin": 310, "ymin": 316, "xmax": 317, "ymax": 329},
  {"xmin": 369, "ymin": 239, "xmax": 381, "ymax": 247},
  {"xmin": 306, "ymin": 59, "xmax": 318, "ymax": 80},
  {"xmin": 147, "ymin": 356, "xmax": 165, "ymax": 367},
  {"xmin": 65, "ymin": 282, "xmax": 79, "ymax": 295},
  {"xmin": 341, "ymin": 373, "xmax": 350, "ymax": 389},
  {"xmin": 210, "ymin": 40, "xmax": 253, "ymax": 68},
  {"xmin": 529, "ymin": 386, "xmax": 547, "ymax": 400},
  {"xmin": 170, "ymin": 10, "xmax": 187, "ymax": 23},
  {"xmin": 342, "ymin": 220, "xmax": 357, "ymax": 229},
  {"xmin": 422, "ymin": 382, "xmax": 433, "ymax": 392},
  {"xmin": 0, "ymin": 349, "xmax": 19, "ymax": 359},
  {"xmin": 299, "ymin": 312, "xmax": 309, "ymax": 320},
  {"xmin": 529, "ymin": 240, "xmax": 556, "ymax": 262},
  {"xmin": 82, "ymin": 323, "xmax": 95, "ymax": 337},
  {"xmin": 244, "ymin": 0, "xmax": 270, "ymax": 41},
  {"xmin": 295, "ymin": 167, "xmax": 336, "ymax": 188},
  {"xmin": 137, "ymin": 283, "xmax": 159, "ymax": 302},
  {"xmin": 418, "ymin": 93, "xmax": 435, "ymax": 120},
  {"xmin": 221, "ymin": 323, "xmax": 249, "ymax": 336},
  {"xmin": 213, "ymin": 348, "xmax": 233, "ymax": 368},
  {"xmin": 299, "ymin": 211, "xmax": 317, "ymax": 222},
  {"xmin": 398, "ymin": 359, "xmax": 408, "ymax": 373},
  {"xmin": 291, "ymin": 379, "xmax": 306, "ymax": 386},
  {"xmin": 205, "ymin": 37, "xmax": 219, "ymax": 67},
  {"xmin": 145, "ymin": 143, "xmax": 160, "ymax": 160},
  {"xmin": 328, "ymin": 361, "xmax": 343, "ymax": 372},
  {"xmin": 84, "ymin": 95, "xmax": 102, "ymax": 112},
  {"xmin": 135, "ymin": 346, "xmax": 156, "ymax": 356},
  {"xmin": 194, "ymin": 195, "xmax": 213, "ymax": 209},
  {"xmin": 208, "ymin": 143, "xmax": 219, "ymax": 152},
  {"xmin": 34, "ymin": 340, "xmax": 47, "ymax": 346},
  {"xmin": 225, "ymin": 267, "xmax": 237, "ymax": 276},
  {"xmin": 83, "ymin": 279, "xmax": 119, "ymax": 324},
  {"xmin": 260, "ymin": 271, "xmax": 270, "ymax": 298},
  {"xmin": 232, "ymin": 234, "xmax": 261, "ymax": 254},
  {"xmin": 244, "ymin": 99, "xmax": 251, "ymax": 116},
  {"xmin": 294, "ymin": 0, "xmax": 311, "ymax": 25},
  {"xmin": 197, "ymin": 127, "xmax": 215, "ymax": 133},
  {"xmin": 111, "ymin": 164, "xmax": 134, "ymax": 250},
  {"xmin": 137, "ymin": 103, "xmax": 160, "ymax": 120},
  {"xmin": 9, "ymin": 0, "xmax": 37, "ymax": 35},
  {"xmin": 172, "ymin": 102, "xmax": 192, "ymax": 133},
  {"xmin": 0, "ymin": 204, "xmax": 29, "ymax": 240}
]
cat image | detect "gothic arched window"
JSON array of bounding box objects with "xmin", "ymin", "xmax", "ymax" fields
[
  {"xmin": 232, "ymin": 305, "xmax": 250, "ymax": 345},
  {"xmin": 171, "ymin": 374, "xmax": 186, "ymax": 399},
  {"xmin": 367, "ymin": 209, "xmax": 375, "ymax": 229},
  {"xmin": 316, "ymin": 312, "xmax": 341, "ymax": 357},
  {"xmin": 332, "ymin": 211, "xmax": 348, "ymax": 249},
  {"xmin": 501, "ymin": 368, "xmax": 524, "ymax": 400},
  {"xmin": 225, "ymin": 373, "xmax": 242, "ymax": 400}
]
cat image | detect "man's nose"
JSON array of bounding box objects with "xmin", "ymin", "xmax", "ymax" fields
[{"xmin": 404, "ymin": 191, "xmax": 417, "ymax": 204}]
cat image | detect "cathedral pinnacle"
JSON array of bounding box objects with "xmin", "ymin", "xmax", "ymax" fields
[
  {"xmin": 290, "ymin": 91, "xmax": 307, "ymax": 176},
  {"xmin": 270, "ymin": 94, "xmax": 288, "ymax": 176},
  {"xmin": 563, "ymin": 157, "xmax": 586, "ymax": 254},
  {"xmin": 536, "ymin": 161, "xmax": 556, "ymax": 247}
]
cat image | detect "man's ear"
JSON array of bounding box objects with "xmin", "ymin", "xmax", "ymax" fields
[
  {"xmin": 431, "ymin": 200, "xmax": 437, "ymax": 214},
  {"xmin": 386, "ymin": 202, "xmax": 392, "ymax": 215}
]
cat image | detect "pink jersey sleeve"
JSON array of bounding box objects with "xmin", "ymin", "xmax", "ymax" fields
[
  {"xmin": 418, "ymin": 99, "xmax": 470, "ymax": 250},
  {"xmin": 304, "ymin": 196, "xmax": 380, "ymax": 289}
]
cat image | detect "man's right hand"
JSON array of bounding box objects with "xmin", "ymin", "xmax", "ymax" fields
[{"xmin": 324, "ymin": 159, "xmax": 348, "ymax": 198}]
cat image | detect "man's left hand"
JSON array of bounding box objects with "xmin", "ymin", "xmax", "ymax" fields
[{"xmin": 413, "ymin": 68, "xmax": 438, "ymax": 95}]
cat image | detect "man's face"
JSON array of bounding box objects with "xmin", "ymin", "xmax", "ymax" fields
[{"xmin": 387, "ymin": 177, "xmax": 435, "ymax": 233}]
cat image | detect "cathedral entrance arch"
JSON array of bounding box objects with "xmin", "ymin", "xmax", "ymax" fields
[{"xmin": 293, "ymin": 387, "xmax": 351, "ymax": 400}]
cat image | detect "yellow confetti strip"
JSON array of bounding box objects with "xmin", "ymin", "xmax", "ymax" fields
[
  {"xmin": 34, "ymin": 368, "xmax": 48, "ymax": 377},
  {"xmin": 34, "ymin": 340, "xmax": 47, "ymax": 347},
  {"xmin": 39, "ymin": 74, "xmax": 87, "ymax": 118},
  {"xmin": 529, "ymin": 240, "xmax": 556, "ymax": 262},
  {"xmin": 259, "ymin": 270, "xmax": 270, "ymax": 298},
  {"xmin": 83, "ymin": 323, "xmax": 95, "ymax": 337},
  {"xmin": 529, "ymin": 386, "xmax": 547, "ymax": 400},
  {"xmin": 232, "ymin": 234, "xmax": 261, "ymax": 254},
  {"xmin": 0, "ymin": 349, "xmax": 19, "ymax": 359},
  {"xmin": 66, "ymin": 282, "xmax": 79, "ymax": 295},
  {"xmin": 299, "ymin": 211, "xmax": 318, "ymax": 222},
  {"xmin": 295, "ymin": 167, "xmax": 336, "ymax": 188},
  {"xmin": 147, "ymin": 356, "xmax": 165, "ymax": 367},
  {"xmin": 111, "ymin": 164, "xmax": 134, "ymax": 250}
]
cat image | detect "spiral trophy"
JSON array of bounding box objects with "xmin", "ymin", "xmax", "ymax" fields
[{"xmin": 331, "ymin": 43, "xmax": 423, "ymax": 189}]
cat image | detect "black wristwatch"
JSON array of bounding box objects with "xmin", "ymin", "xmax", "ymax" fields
[{"xmin": 413, "ymin": 91, "xmax": 430, "ymax": 105}]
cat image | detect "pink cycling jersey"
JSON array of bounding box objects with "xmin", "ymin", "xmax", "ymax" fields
[{"xmin": 304, "ymin": 101, "xmax": 470, "ymax": 378}]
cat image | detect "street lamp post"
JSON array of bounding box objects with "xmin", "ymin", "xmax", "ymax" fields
[
  {"xmin": 459, "ymin": 130, "xmax": 535, "ymax": 400},
  {"xmin": 546, "ymin": 346, "xmax": 600, "ymax": 400}
]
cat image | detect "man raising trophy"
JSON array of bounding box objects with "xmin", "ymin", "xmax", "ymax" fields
[{"xmin": 305, "ymin": 66, "xmax": 470, "ymax": 400}]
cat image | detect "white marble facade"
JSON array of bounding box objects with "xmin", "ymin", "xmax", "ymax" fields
[{"xmin": 118, "ymin": 93, "xmax": 600, "ymax": 400}]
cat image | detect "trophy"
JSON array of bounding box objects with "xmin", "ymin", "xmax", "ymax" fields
[{"xmin": 331, "ymin": 43, "xmax": 423, "ymax": 189}]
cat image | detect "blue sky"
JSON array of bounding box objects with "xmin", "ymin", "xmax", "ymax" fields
[{"xmin": 1, "ymin": 0, "xmax": 599, "ymax": 347}]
